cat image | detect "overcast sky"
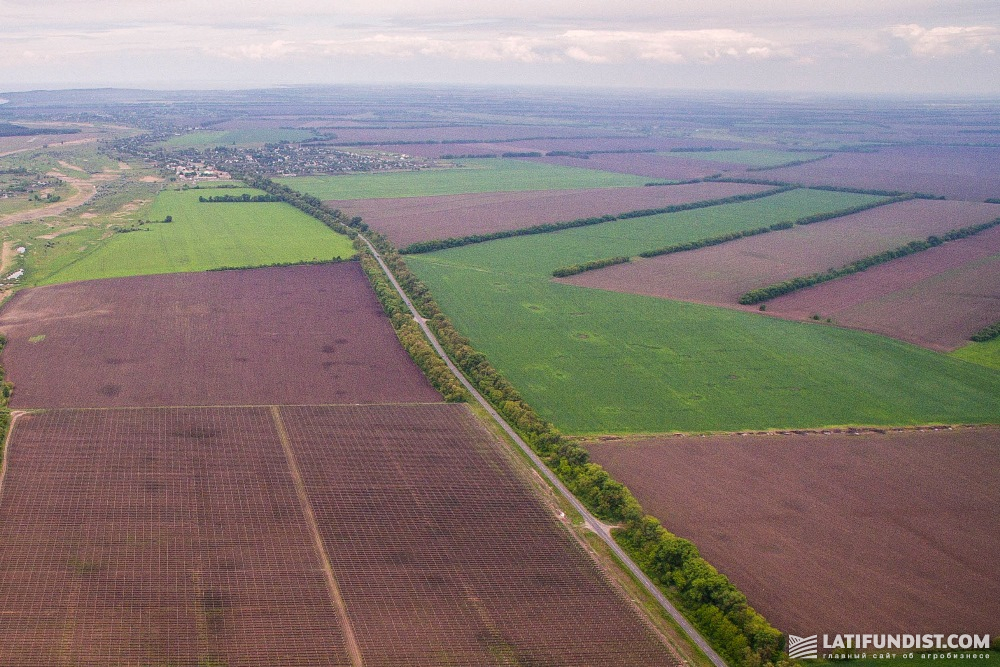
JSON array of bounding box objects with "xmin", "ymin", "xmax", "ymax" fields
[{"xmin": 2, "ymin": 0, "xmax": 998, "ymax": 95}]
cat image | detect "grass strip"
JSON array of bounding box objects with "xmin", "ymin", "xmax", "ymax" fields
[
  {"xmin": 549, "ymin": 195, "xmax": 906, "ymax": 277},
  {"xmin": 739, "ymin": 216, "xmax": 1000, "ymax": 305},
  {"xmin": 400, "ymin": 186, "xmax": 795, "ymax": 254}
]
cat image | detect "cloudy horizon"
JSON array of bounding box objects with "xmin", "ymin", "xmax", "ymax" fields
[{"xmin": 2, "ymin": 0, "xmax": 998, "ymax": 95}]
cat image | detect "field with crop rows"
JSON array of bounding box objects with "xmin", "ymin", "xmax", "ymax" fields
[{"xmin": 0, "ymin": 403, "xmax": 679, "ymax": 666}]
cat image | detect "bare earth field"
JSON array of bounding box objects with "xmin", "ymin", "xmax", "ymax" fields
[
  {"xmin": 537, "ymin": 153, "xmax": 741, "ymax": 180},
  {"xmin": 328, "ymin": 181, "xmax": 770, "ymax": 246},
  {"xmin": 563, "ymin": 199, "xmax": 1000, "ymax": 308},
  {"xmin": 765, "ymin": 224, "xmax": 1000, "ymax": 350},
  {"xmin": 281, "ymin": 403, "xmax": 678, "ymax": 666},
  {"xmin": 0, "ymin": 404, "xmax": 679, "ymax": 666},
  {"xmin": 0, "ymin": 263, "xmax": 442, "ymax": 408},
  {"xmin": 0, "ymin": 407, "xmax": 354, "ymax": 666},
  {"xmin": 587, "ymin": 427, "xmax": 1000, "ymax": 635},
  {"xmin": 763, "ymin": 146, "xmax": 1000, "ymax": 201}
]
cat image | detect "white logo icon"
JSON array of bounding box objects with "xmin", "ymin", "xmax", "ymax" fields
[{"xmin": 789, "ymin": 635, "xmax": 819, "ymax": 660}]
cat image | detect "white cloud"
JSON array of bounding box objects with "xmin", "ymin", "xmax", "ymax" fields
[
  {"xmin": 887, "ymin": 24, "xmax": 999, "ymax": 57},
  {"xmin": 205, "ymin": 28, "xmax": 792, "ymax": 66}
]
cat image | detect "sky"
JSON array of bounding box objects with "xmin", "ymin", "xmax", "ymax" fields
[{"xmin": 1, "ymin": 0, "xmax": 999, "ymax": 95}]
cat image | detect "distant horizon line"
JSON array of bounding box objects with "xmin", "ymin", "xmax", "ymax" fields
[{"xmin": 1, "ymin": 83, "xmax": 999, "ymax": 102}]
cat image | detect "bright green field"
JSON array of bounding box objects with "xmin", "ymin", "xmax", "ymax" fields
[
  {"xmin": 407, "ymin": 195, "xmax": 1000, "ymax": 434},
  {"xmin": 40, "ymin": 188, "xmax": 355, "ymax": 285},
  {"xmin": 161, "ymin": 129, "xmax": 317, "ymax": 147},
  {"xmin": 951, "ymin": 338, "xmax": 1000, "ymax": 371},
  {"xmin": 471, "ymin": 188, "xmax": 881, "ymax": 271},
  {"xmin": 278, "ymin": 159, "xmax": 650, "ymax": 200},
  {"xmin": 665, "ymin": 149, "xmax": 828, "ymax": 167}
]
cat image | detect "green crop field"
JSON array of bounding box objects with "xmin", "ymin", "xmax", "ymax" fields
[
  {"xmin": 456, "ymin": 188, "xmax": 881, "ymax": 269},
  {"xmin": 951, "ymin": 338, "xmax": 1000, "ymax": 371},
  {"xmin": 278, "ymin": 158, "xmax": 650, "ymax": 200},
  {"xmin": 160, "ymin": 129, "xmax": 319, "ymax": 147},
  {"xmin": 406, "ymin": 193, "xmax": 1000, "ymax": 434},
  {"xmin": 37, "ymin": 188, "xmax": 355, "ymax": 285},
  {"xmin": 666, "ymin": 149, "xmax": 828, "ymax": 168}
]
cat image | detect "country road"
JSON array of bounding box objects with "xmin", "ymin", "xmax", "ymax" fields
[{"xmin": 359, "ymin": 235, "xmax": 729, "ymax": 667}]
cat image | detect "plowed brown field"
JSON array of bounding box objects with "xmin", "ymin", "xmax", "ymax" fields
[
  {"xmin": 329, "ymin": 182, "xmax": 769, "ymax": 246},
  {"xmin": 763, "ymin": 146, "xmax": 1000, "ymax": 201},
  {"xmin": 587, "ymin": 428, "xmax": 1000, "ymax": 635},
  {"xmin": 0, "ymin": 404, "xmax": 680, "ymax": 666},
  {"xmin": 538, "ymin": 153, "xmax": 738, "ymax": 180},
  {"xmin": 563, "ymin": 199, "xmax": 1000, "ymax": 310},
  {"xmin": 764, "ymin": 224, "xmax": 1000, "ymax": 350},
  {"xmin": 0, "ymin": 263, "xmax": 442, "ymax": 407}
]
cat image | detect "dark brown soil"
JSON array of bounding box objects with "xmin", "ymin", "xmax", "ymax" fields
[
  {"xmin": 763, "ymin": 146, "xmax": 1000, "ymax": 201},
  {"xmin": 0, "ymin": 407, "xmax": 354, "ymax": 666},
  {"xmin": 587, "ymin": 427, "xmax": 1000, "ymax": 635},
  {"xmin": 282, "ymin": 403, "xmax": 678, "ymax": 666},
  {"xmin": 329, "ymin": 182, "xmax": 769, "ymax": 246},
  {"xmin": 537, "ymin": 153, "xmax": 739, "ymax": 180},
  {"xmin": 0, "ymin": 263, "xmax": 442, "ymax": 408},
  {"xmin": 765, "ymin": 225, "xmax": 1000, "ymax": 350},
  {"xmin": 563, "ymin": 199, "xmax": 999, "ymax": 313},
  {"xmin": 0, "ymin": 404, "xmax": 680, "ymax": 666}
]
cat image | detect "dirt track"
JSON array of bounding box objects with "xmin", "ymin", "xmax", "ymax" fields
[{"xmin": 0, "ymin": 404, "xmax": 680, "ymax": 666}]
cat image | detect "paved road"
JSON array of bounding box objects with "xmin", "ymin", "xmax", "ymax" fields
[{"xmin": 360, "ymin": 236, "xmax": 729, "ymax": 667}]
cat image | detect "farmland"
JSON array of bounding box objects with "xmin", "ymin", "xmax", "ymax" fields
[
  {"xmin": 37, "ymin": 187, "xmax": 355, "ymax": 285},
  {"xmin": 278, "ymin": 158, "xmax": 650, "ymax": 199},
  {"xmin": 562, "ymin": 199, "xmax": 1000, "ymax": 312},
  {"xmin": 587, "ymin": 427, "xmax": 1000, "ymax": 635},
  {"xmin": 0, "ymin": 264, "xmax": 441, "ymax": 407},
  {"xmin": 329, "ymin": 181, "xmax": 771, "ymax": 247},
  {"xmin": 762, "ymin": 146, "xmax": 1000, "ymax": 201},
  {"xmin": 0, "ymin": 404, "xmax": 679, "ymax": 665},
  {"xmin": 763, "ymin": 223, "xmax": 1000, "ymax": 350},
  {"xmin": 160, "ymin": 128, "xmax": 320, "ymax": 147},
  {"xmin": 406, "ymin": 190, "xmax": 1000, "ymax": 433}
]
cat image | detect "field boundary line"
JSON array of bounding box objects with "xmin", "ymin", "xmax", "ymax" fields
[
  {"xmin": 270, "ymin": 405, "xmax": 365, "ymax": 667},
  {"xmin": 359, "ymin": 234, "xmax": 729, "ymax": 667},
  {"xmin": 0, "ymin": 410, "xmax": 27, "ymax": 500},
  {"xmin": 8, "ymin": 401, "xmax": 447, "ymax": 412}
]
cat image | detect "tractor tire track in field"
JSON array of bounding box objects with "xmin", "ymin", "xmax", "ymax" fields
[{"xmin": 271, "ymin": 405, "xmax": 365, "ymax": 667}]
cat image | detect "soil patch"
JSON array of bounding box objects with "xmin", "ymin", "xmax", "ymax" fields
[
  {"xmin": 587, "ymin": 427, "xmax": 1000, "ymax": 635},
  {"xmin": 329, "ymin": 181, "xmax": 770, "ymax": 247},
  {"xmin": 0, "ymin": 263, "xmax": 442, "ymax": 407}
]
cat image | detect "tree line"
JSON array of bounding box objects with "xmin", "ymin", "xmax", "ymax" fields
[
  {"xmin": 550, "ymin": 195, "xmax": 908, "ymax": 278},
  {"xmin": 357, "ymin": 223, "xmax": 786, "ymax": 667},
  {"xmin": 198, "ymin": 193, "xmax": 283, "ymax": 203},
  {"xmin": 970, "ymin": 321, "xmax": 1000, "ymax": 343},
  {"xmin": 400, "ymin": 186, "xmax": 795, "ymax": 254},
  {"xmin": 739, "ymin": 216, "xmax": 1000, "ymax": 305},
  {"xmin": 231, "ymin": 173, "xmax": 790, "ymax": 667}
]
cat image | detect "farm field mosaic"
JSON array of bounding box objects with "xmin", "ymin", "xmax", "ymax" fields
[{"xmin": 0, "ymin": 404, "xmax": 679, "ymax": 666}]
